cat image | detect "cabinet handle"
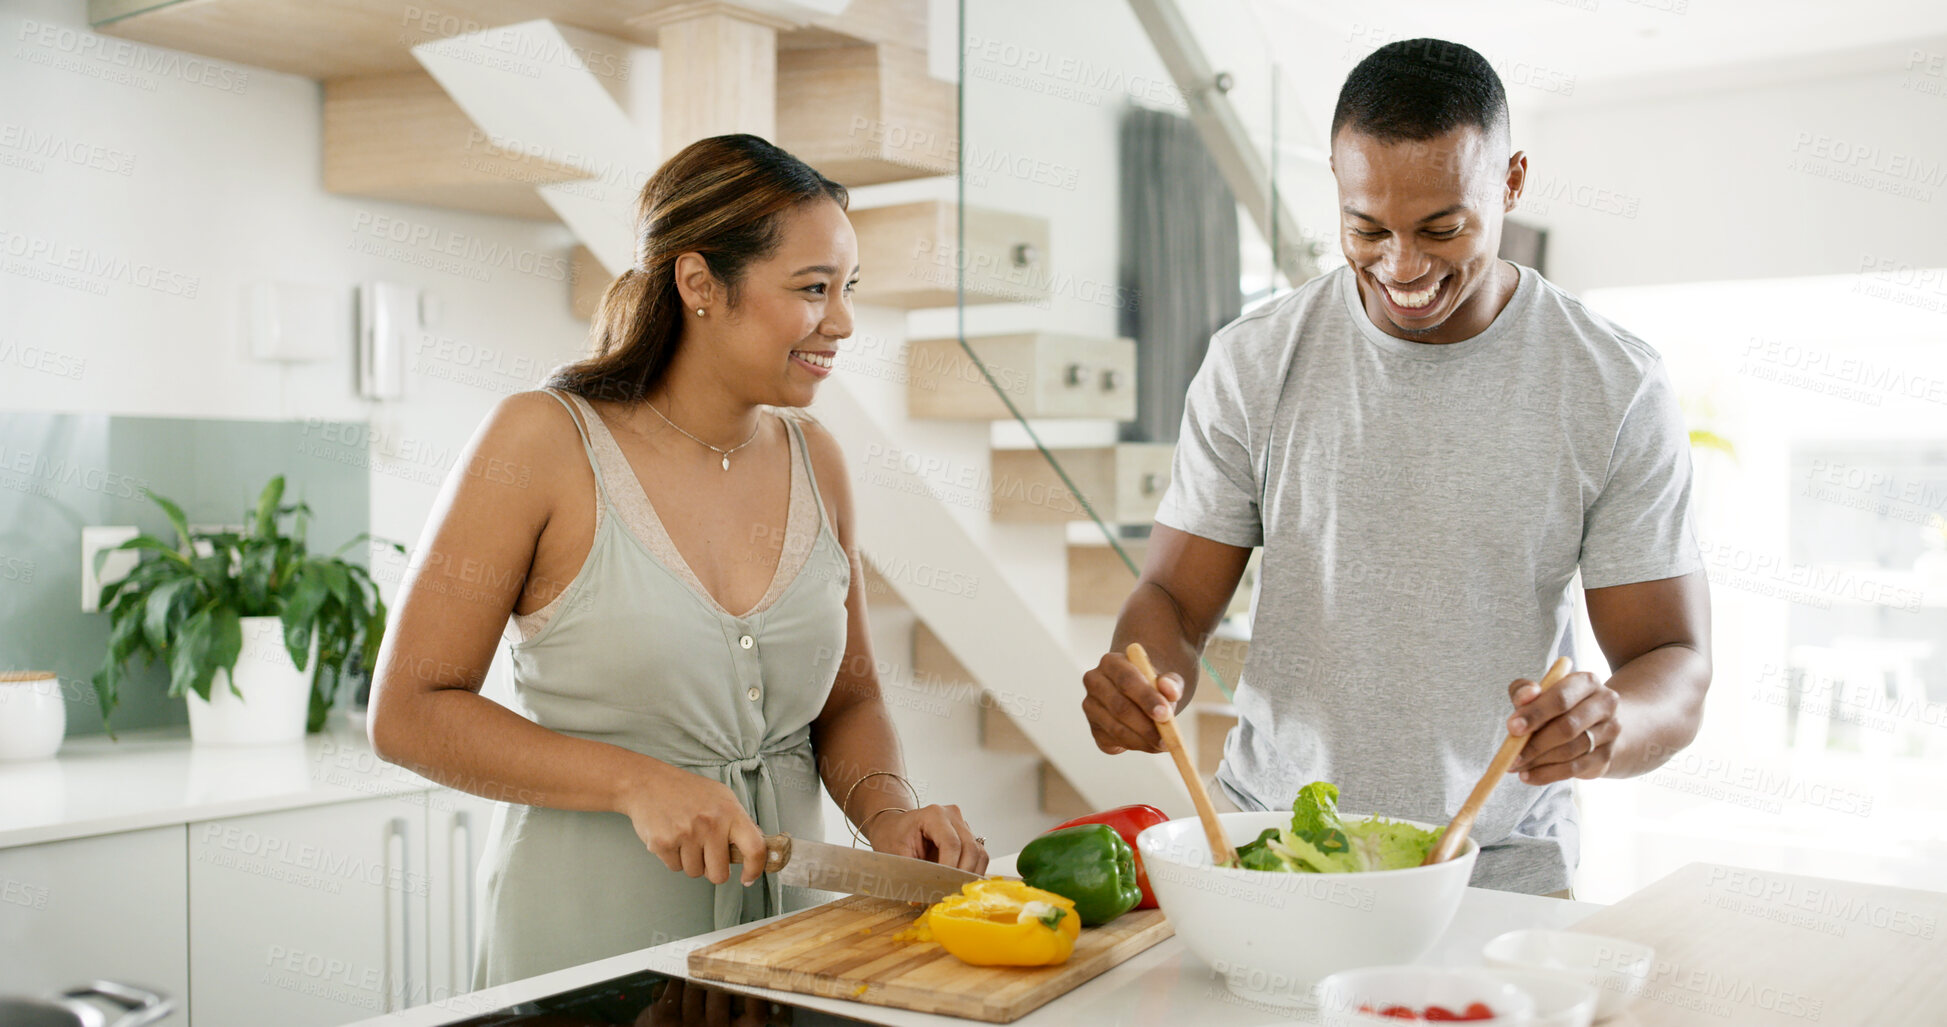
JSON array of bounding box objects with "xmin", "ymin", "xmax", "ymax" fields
[
  {"xmin": 453, "ymin": 809, "xmax": 476, "ymax": 987},
  {"xmin": 384, "ymin": 816, "xmax": 412, "ymax": 1012}
]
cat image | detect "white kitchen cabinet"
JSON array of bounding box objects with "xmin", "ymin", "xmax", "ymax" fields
[
  {"xmin": 188, "ymin": 794, "xmax": 430, "ymax": 1027},
  {"xmin": 0, "ymin": 825, "xmax": 190, "ymax": 1010},
  {"xmin": 424, "ymin": 788, "xmax": 499, "ymax": 1005}
]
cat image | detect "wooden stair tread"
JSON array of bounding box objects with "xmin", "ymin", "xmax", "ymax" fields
[
  {"xmin": 907, "ymin": 334, "xmax": 1137, "ymax": 421},
  {"xmin": 93, "ymin": 0, "xmax": 929, "ymax": 80},
  {"xmin": 323, "ymin": 69, "xmax": 588, "ymax": 220},
  {"xmin": 989, "ymin": 444, "xmax": 1173, "ymax": 524}
]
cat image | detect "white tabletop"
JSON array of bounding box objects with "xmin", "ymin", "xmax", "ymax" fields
[
  {"xmin": 0, "ymin": 714, "xmax": 437, "ymax": 848},
  {"xmin": 341, "ymin": 874, "xmax": 1602, "ymax": 1027}
]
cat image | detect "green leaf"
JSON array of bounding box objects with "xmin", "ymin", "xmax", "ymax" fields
[
  {"xmin": 90, "ymin": 667, "xmax": 120, "ymax": 739},
  {"xmin": 317, "ymin": 560, "xmax": 353, "ymax": 608},
  {"xmin": 104, "ymin": 534, "xmax": 193, "ymax": 571},
  {"xmin": 237, "ymin": 539, "xmax": 280, "ymax": 614},
  {"xmin": 206, "ymin": 606, "xmax": 244, "ymax": 700},
  {"xmin": 332, "ymin": 531, "xmax": 406, "ymax": 560},
  {"xmin": 1290, "ymin": 781, "xmax": 1350, "ymax": 855},
  {"xmin": 254, "ymin": 476, "xmax": 286, "ymax": 538},
  {"xmin": 144, "ymin": 489, "xmax": 194, "ymax": 551},
  {"xmin": 282, "ymin": 620, "xmax": 314, "ymax": 672},
  {"xmin": 360, "ymin": 601, "xmax": 387, "ymax": 669},
  {"xmin": 143, "ymin": 578, "xmax": 198, "ymax": 652},
  {"xmin": 169, "ymin": 604, "xmax": 216, "ymax": 701},
  {"xmin": 1689, "ymin": 428, "xmax": 1736, "ymax": 461}
]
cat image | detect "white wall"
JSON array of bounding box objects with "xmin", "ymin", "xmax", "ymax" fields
[
  {"xmin": 1521, "ymin": 54, "xmax": 1947, "ymax": 293},
  {"xmin": 0, "ymin": 0, "xmax": 590, "ymax": 571}
]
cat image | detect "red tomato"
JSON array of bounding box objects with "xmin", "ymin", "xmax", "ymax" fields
[
  {"xmin": 1050, "ymin": 804, "xmax": 1169, "ymax": 909},
  {"xmin": 1378, "ymin": 1006, "xmax": 1419, "ymax": 1020},
  {"xmin": 1423, "ymin": 1006, "xmax": 1460, "ymax": 1021},
  {"xmin": 1461, "ymin": 1002, "xmax": 1495, "ymax": 1021}
]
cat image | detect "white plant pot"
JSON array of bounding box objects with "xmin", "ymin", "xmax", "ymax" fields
[{"xmin": 186, "ymin": 615, "xmax": 316, "ymax": 746}]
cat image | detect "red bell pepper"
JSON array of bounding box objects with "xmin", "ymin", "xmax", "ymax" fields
[{"xmin": 1049, "ymin": 804, "xmax": 1169, "ymax": 909}]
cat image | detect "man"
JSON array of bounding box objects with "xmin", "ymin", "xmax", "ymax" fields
[{"xmin": 1082, "ymin": 38, "xmax": 1711, "ymax": 894}]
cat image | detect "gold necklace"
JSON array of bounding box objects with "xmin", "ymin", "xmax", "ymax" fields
[{"xmin": 642, "ymin": 401, "xmax": 763, "ymax": 471}]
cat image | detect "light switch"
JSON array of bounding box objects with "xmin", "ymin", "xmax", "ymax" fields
[
  {"xmin": 242, "ymin": 281, "xmax": 341, "ymax": 363},
  {"xmin": 81, "ymin": 525, "xmax": 141, "ymax": 613}
]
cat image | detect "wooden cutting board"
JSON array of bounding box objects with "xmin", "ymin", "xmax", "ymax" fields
[
  {"xmin": 688, "ymin": 895, "xmax": 1173, "ymax": 1022},
  {"xmin": 1571, "ymin": 862, "xmax": 1947, "ymax": 1025}
]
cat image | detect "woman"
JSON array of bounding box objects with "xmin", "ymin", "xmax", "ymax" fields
[{"xmin": 367, "ymin": 134, "xmax": 990, "ymax": 989}]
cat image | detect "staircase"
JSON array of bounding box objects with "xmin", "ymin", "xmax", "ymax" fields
[{"xmin": 93, "ymin": 0, "xmax": 1249, "ymax": 824}]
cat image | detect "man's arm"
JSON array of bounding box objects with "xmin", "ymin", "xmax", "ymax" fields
[
  {"xmin": 1082, "ymin": 526, "xmax": 1253, "ymax": 754},
  {"xmin": 1507, "ymin": 570, "xmax": 1712, "ymax": 784}
]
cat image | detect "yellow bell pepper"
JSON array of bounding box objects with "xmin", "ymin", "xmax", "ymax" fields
[{"xmin": 921, "ymin": 879, "xmax": 1081, "ymax": 967}]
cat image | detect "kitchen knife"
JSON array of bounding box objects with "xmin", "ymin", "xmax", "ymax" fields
[{"xmin": 729, "ymin": 833, "xmax": 985, "ymax": 905}]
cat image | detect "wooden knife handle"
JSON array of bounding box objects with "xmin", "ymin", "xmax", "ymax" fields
[{"xmin": 727, "ymin": 833, "xmax": 792, "ymax": 874}]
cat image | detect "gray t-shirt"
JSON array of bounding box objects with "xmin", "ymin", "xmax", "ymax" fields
[{"xmin": 1156, "ymin": 262, "xmax": 1699, "ymax": 894}]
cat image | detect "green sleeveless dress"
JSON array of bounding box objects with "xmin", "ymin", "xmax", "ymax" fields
[{"xmin": 473, "ymin": 389, "xmax": 851, "ymax": 988}]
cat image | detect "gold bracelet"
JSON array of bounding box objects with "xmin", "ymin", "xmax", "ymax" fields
[
  {"xmin": 852, "ymin": 806, "xmax": 911, "ymax": 848},
  {"xmin": 840, "ymin": 770, "xmax": 921, "ymax": 824}
]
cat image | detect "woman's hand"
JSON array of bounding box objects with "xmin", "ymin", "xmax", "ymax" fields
[
  {"xmin": 617, "ymin": 762, "xmax": 769, "ymax": 888},
  {"xmin": 864, "ymin": 805, "xmax": 989, "ymax": 874}
]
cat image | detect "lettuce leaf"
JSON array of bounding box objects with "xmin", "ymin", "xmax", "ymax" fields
[
  {"xmin": 1230, "ymin": 782, "xmax": 1444, "ymax": 874},
  {"xmin": 1269, "ymin": 828, "xmax": 1359, "ymax": 873},
  {"xmin": 1343, "ymin": 816, "xmax": 1442, "ymax": 871},
  {"xmin": 1289, "ymin": 781, "xmax": 1351, "ymax": 856}
]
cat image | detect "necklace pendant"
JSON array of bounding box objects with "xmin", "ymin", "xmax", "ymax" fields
[{"xmin": 721, "ymin": 455, "xmax": 731, "ymax": 471}]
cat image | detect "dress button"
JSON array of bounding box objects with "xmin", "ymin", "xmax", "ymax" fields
[
  {"xmin": 746, "ymin": 686, "xmax": 761, "ymax": 702},
  {"xmin": 739, "ymin": 634, "xmax": 754, "ymax": 650}
]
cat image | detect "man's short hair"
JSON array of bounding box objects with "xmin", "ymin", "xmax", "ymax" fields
[{"xmin": 1331, "ymin": 38, "xmax": 1509, "ymax": 146}]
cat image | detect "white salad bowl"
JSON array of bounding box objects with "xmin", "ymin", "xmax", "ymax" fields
[{"xmin": 1137, "ymin": 811, "xmax": 1478, "ymax": 1009}]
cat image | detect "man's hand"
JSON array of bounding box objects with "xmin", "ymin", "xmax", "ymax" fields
[
  {"xmin": 1506, "ymin": 671, "xmax": 1622, "ymax": 785},
  {"xmin": 1082, "ymin": 651, "xmax": 1184, "ymax": 755}
]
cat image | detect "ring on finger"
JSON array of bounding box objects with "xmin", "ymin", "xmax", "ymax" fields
[{"xmin": 1579, "ymin": 731, "xmax": 1595, "ymax": 758}]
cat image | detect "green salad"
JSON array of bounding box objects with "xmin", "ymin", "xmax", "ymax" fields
[{"xmin": 1232, "ymin": 781, "xmax": 1443, "ymax": 873}]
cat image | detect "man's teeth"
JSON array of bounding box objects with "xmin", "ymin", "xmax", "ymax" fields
[
  {"xmin": 794, "ymin": 351, "xmax": 834, "ymax": 369},
  {"xmin": 1385, "ymin": 280, "xmax": 1441, "ymax": 309}
]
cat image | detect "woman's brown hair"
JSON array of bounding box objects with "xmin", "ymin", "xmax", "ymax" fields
[{"xmin": 547, "ymin": 134, "xmax": 848, "ymax": 403}]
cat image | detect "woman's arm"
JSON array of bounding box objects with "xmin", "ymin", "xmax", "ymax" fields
[
  {"xmin": 799, "ymin": 419, "xmax": 989, "ymax": 873},
  {"xmin": 366, "ymin": 391, "xmax": 768, "ymax": 887}
]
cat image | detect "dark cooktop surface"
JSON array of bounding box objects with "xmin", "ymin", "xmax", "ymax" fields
[{"xmin": 444, "ymin": 969, "xmax": 877, "ymax": 1026}]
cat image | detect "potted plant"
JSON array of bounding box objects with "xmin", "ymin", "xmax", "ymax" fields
[{"xmin": 91, "ymin": 475, "xmax": 402, "ymax": 743}]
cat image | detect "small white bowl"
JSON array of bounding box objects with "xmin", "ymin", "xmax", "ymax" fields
[
  {"xmin": 1138, "ymin": 811, "xmax": 1477, "ymax": 1008},
  {"xmin": 1477, "ymin": 968, "xmax": 1599, "ymax": 1027},
  {"xmin": 1316, "ymin": 966, "xmax": 1537, "ymax": 1025},
  {"xmin": 1483, "ymin": 929, "xmax": 1653, "ymax": 1021}
]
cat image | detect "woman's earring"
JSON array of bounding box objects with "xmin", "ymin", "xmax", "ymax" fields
[{"xmin": 695, "ymin": 307, "xmax": 705, "ymax": 317}]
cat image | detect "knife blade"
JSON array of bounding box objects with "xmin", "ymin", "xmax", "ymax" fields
[{"xmin": 729, "ymin": 833, "xmax": 984, "ymax": 905}]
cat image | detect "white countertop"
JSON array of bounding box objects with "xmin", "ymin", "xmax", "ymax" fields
[
  {"xmin": 340, "ymin": 862, "xmax": 1605, "ymax": 1027},
  {"xmin": 0, "ymin": 714, "xmax": 438, "ymax": 848}
]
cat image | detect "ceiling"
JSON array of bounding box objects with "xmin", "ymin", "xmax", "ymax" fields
[
  {"xmin": 1253, "ymin": 0, "xmax": 1947, "ymax": 89},
  {"xmin": 1227, "ymin": 0, "xmax": 1947, "ymax": 153}
]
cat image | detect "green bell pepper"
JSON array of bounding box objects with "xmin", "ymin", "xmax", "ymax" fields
[{"xmin": 1016, "ymin": 823, "xmax": 1142, "ymax": 926}]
